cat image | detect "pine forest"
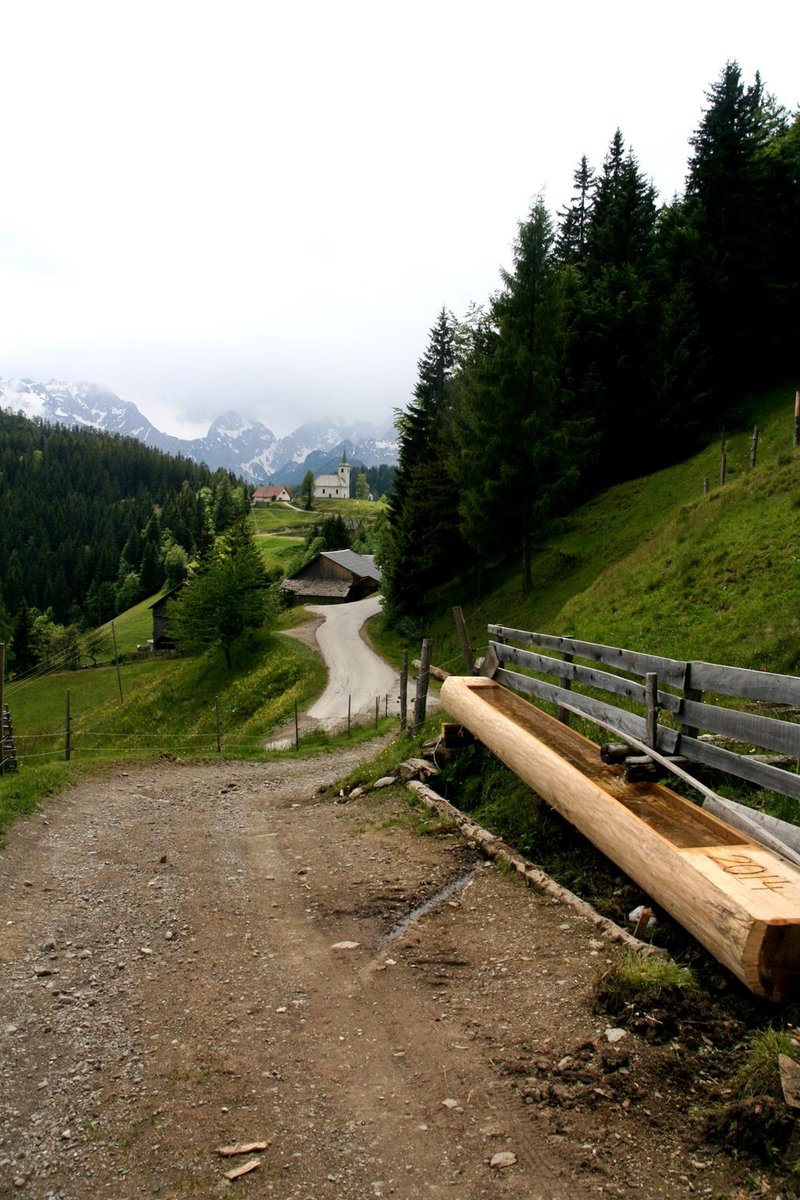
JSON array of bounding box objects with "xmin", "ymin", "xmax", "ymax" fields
[{"xmin": 382, "ymin": 62, "xmax": 800, "ymax": 626}]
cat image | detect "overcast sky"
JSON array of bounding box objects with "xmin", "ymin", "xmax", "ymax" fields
[{"xmin": 1, "ymin": 1, "xmax": 796, "ymax": 438}]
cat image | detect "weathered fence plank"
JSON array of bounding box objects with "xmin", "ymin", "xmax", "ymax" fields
[
  {"xmin": 489, "ymin": 643, "xmax": 800, "ymax": 801},
  {"xmin": 488, "ymin": 625, "xmax": 800, "ymax": 706}
]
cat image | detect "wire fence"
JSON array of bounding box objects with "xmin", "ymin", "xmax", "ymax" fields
[{"xmin": 5, "ymin": 691, "xmax": 405, "ymax": 769}]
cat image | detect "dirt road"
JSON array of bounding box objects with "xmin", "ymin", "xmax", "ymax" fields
[{"xmin": 0, "ymin": 748, "xmax": 770, "ymax": 1199}]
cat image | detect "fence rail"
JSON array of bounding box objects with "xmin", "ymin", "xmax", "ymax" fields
[{"xmin": 484, "ymin": 626, "xmax": 800, "ymax": 803}]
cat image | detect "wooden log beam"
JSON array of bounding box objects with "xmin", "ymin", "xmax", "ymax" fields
[{"xmin": 439, "ymin": 676, "xmax": 800, "ymax": 1002}]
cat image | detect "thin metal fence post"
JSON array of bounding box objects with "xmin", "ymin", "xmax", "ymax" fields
[
  {"xmin": 452, "ymin": 607, "xmax": 475, "ymax": 673},
  {"xmin": 400, "ymin": 649, "xmax": 408, "ymax": 728}
]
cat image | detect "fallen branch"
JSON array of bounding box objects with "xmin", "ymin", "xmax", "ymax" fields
[
  {"xmin": 405, "ymin": 778, "xmax": 664, "ymax": 958},
  {"xmin": 412, "ymin": 659, "xmax": 450, "ymax": 683}
]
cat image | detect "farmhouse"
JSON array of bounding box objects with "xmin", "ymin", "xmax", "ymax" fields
[
  {"xmin": 314, "ymin": 452, "xmax": 350, "ymax": 499},
  {"xmin": 281, "ymin": 550, "xmax": 381, "ymax": 605},
  {"xmin": 252, "ymin": 484, "xmax": 291, "ymax": 506}
]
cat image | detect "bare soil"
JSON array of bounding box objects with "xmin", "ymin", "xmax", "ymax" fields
[{"xmin": 0, "ymin": 748, "xmax": 791, "ymax": 1199}]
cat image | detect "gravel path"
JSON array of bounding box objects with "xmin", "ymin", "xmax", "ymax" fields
[{"xmin": 0, "ymin": 747, "xmax": 770, "ymax": 1199}]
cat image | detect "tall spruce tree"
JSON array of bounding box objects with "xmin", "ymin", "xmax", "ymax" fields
[
  {"xmin": 556, "ymin": 155, "xmax": 595, "ymax": 265},
  {"xmin": 684, "ymin": 62, "xmax": 780, "ymax": 400},
  {"xmin": 578, "ymin": 131, "xmax": 660, "ymax": 478},
  {"xmin": 383, "ymin": 308, "xmax": 463, "ymax": 622},
  {"xmin": 453, "ymin": 201, "xmax": 581, "ymax": 595}
]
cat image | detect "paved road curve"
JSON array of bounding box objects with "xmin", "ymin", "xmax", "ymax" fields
[{"xmin": 306, "ymin": 594, "xmax": 400, "ymax": 725}]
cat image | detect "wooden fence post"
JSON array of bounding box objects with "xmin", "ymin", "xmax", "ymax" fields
[
  {"xmin": 65, "ymin": 689, "xmax": 71, "ymax": 762},
  {"xmin": 645, "ymin": 673, "xmax": 659, "ymax": 749},
  {"xmin": 556, "ymin": 652, "xmax": 574, "ymax": 726},
  {"xmin": 679, "ymin": 661, "xmax": 702, "ymax": 741},
  {"xmin": 703, "ymin": 477, "xmax": 709, "ymax": 495},
  {"xmin": 452, "ymin": 607, "xmax": 475, "ymax": 674},
  {"xmin": 413, "ymin": 638, "xmax": 432, "ymax": 734},
  {"xmin": 749, "ymin": 425, "xmax": 759, "ymax": 469}
]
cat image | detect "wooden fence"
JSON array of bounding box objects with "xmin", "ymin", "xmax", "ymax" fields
[{"xmin": 482, "ymin": 626, "xmax": 800, "ymax": 803}]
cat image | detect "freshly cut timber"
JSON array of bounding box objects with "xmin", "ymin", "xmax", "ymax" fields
[{"xmin": 440, "ymin": 676, "xmax": 800, "ymax": 1002}]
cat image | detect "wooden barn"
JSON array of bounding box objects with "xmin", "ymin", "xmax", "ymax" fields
[
  {"xmin": 281, "ymin": 550, "xmax": 381, "ymax": 605},
  {"xmin": 149, "ymin": 581, "xmax": 187, "ymax": 649}
]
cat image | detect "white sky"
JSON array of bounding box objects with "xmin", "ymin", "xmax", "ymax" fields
[{"xmin": 1, "ymin": 0, "xmax": 797, "ymax": 438}]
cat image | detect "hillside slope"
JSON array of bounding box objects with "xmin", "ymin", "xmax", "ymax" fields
[{"xmin": 426, "ymin": 384, "xmax": 800, "ymax": 674}]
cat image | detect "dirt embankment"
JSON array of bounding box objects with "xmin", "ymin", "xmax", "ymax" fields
[{"xmin": 0, "ymin": 749, "xmax": 787, "ymax": 1198}]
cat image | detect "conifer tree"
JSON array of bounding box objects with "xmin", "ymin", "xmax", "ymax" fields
[
  {"xmin": 556, "ymin": 155, "xmax": 595, "ymax": 265},
  {"xmin": 684, "ymin": 61, "xmax": 782, "ymax": 398},
  {"xmin": 453, "ymin": 201, "xmax": 581, "ymax": 595},
  {"xmin": 577, "ymin": 131, "xmax": 660, "ymax": 478},
  {"xmin": 382, "ymin": 308, "xmax": 464, "ymax": 621}
]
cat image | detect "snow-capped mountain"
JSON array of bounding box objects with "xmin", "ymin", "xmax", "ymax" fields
[{"xmin": 0, "ymin": 378, "xmax": 399, "ymax": 483}]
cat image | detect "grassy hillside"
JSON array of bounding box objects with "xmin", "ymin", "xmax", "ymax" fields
[
  {"xmin": 3, "ymin": 627, "xmax": 325, "ymax": 774},
  {"xmin": 376, "ymin": 383, "xmax": 800, "ymax": 676}
]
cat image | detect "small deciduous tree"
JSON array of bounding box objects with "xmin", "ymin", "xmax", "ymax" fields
[
  {"xmin": 163, "ymin": 542, "xmax": 190, "ymax": 589},
  {"xmin": 300, "ymin": 470, "xmax": 316, "ymax": 510}
]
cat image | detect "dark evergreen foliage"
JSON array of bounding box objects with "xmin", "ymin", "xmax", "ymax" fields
[
  {"xmin": 555, "ymin": 155, "xmax": 595, "ymax": 266},
  {"xmin": 685, "ymin": 62, "xmax": 779, "ymax": 400},
  {"xmin": 382, "ymin": 308, "xmax": 466, "ymax": 621},
  {"xmin": 348, "ymin": 463, "xmax": 396, "ymax": 500},
  {"xmin": 314, "ymin": 514, "xmax": 352, "ymax": 552},
  {"xmin": 0, "ymin": 411, "xmax": 246, "ymax": 635},
  {"xmin": 384, "ymin": 63, "xmax": 800, "ymax": 623},
  {"xmin": 453, "ymin": 201, "xmax": 585, "ymax": 594}
]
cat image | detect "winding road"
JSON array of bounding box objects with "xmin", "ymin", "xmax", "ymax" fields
[{"xmin": 306, "ymin": 594, "xmax": 399, "ymax": 723}]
